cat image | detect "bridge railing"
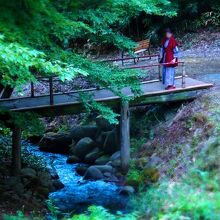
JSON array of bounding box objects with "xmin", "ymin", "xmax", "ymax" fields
[
  {"xmin": 125, "ymin": 61, "xmax": 186, "ymax": 88},
  {"xmin": 104, "ymin": 54, "xmax": 186, "ymax": 88},
  {"xmin": 103, "ymin": 54, "xmax": 160, "ymax": 65},
  {"xmin": 28, "ymin": 55, "xmax": 185, "ymax": 106}
]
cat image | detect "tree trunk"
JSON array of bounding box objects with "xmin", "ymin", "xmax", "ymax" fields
[
  {"xmin": 1, "ymin": 86, "xmax": 14, "ymax": 98},
  {"xmin": 12, "ymin": 126, "xmax": 21, "ymax": 176},
  {"xmin": 120, "ymin": 100, "xmax": 130, "ymax": 174}
]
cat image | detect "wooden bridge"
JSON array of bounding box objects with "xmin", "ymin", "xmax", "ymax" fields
[{"xmin": 0, "ymin": 54, "xmax": 213, "ymax": 174}]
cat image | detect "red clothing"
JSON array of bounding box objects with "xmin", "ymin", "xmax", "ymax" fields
[{"xmin": 161, "ymin": 36, "xmax": 178, "ymax": 67}]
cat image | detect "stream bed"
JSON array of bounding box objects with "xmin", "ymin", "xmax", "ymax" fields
[{"xmin": 27, "ymin": 145, "xmax": 129, "ymax": 216}]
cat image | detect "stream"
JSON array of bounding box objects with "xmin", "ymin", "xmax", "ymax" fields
[{"xmin": 27, "ymin": 144, "xmax": 129, "ymax": 216}]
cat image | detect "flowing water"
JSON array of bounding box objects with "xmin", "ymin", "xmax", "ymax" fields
[{"xmin": 27, "ymin": 145, "xmax": 129, "ymax": 215}]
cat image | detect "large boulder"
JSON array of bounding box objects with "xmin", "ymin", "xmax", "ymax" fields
[
  {"xmin": 119, "ymin": 186, "xmax": 135, "ymax": 195},
  {"xmin": 94, "ymin": 132, "xmax": 106, "ymax": 147},
  {"xmin": 140, "ymin": 141, "xmax": 155, "ymax": 156},
  {"xmin": 66, "ymin": 155, "xmax": 80, "ymax": 164},
  {"xmin": 110, "ymin": 151, "xmax": 120, "ymax": 161},
  {"xmin": 92, "ymin": 165, "xmax": 113, "ymax": 173},
  {"xmin": 147, "ymin": 155, "xmax": 163, "ymax": 167},
  {"xmin": 75, "ymin": 165, "xmax": 89, "ymax": 176},
  {"xmin": 95, "ymin": 155, "xmax": 110, "ymax": 165},
  {"xmin": 70, "ymin": 126, "xmax": 98, "ymax": 142},
  {"xmin": 39, "ymin": 132, "xmax": 72, "ymax": 154},
  {"xmin": 83, "ymin": 166, "xmax": 104, "ymax": 180},
  {"xmin": 84, "ymin": 147, "xmax": 103, "ymax": 163},
  {"xmin": 95, "ymin": 115, "xmax": 115, "ymax": 131},
  {"xmin": 112, "ymin": 159, "xmax": 121, "ymax": 168},
  {"xmin": 38, "ymin": 171, "xmax": 52, "ymax": 188},
  {"xmin": 20, "ymin": 168, "xmax": 37, "ymax": 178},
  {"xmin": 52, "ymin": 180, "xmax": 64, "ymax": 190},
  {"xmin": 103, "ymin": 129, "xmax": 119, "ymax": 154},
  {"xmin": 69, "ymin": 142, "xmax": 76, "ymax": 155},
  {"xmin": 72, "ymin": 137, "xmax": 96, "ymax": 159}
]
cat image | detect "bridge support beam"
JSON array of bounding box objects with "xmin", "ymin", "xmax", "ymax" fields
[
  {"xmin": 11, "ymin": 126, "xmax": 21, "ymax": 176},
  {"xmin": 120, "ymin": 100, "xmax": 130, "ymax": 174}
]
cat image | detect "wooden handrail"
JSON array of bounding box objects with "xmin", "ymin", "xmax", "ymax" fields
[
  {"xmin": 27, "ymin": 61, "xmax": 186, "ymax": 104},
  {"xmin": 125, "ymin": 62, "xmax": 185, "ymax": 69},
  {"xmin": 103, "ymin": 54, "xmax": 159, "ymax": 62}
]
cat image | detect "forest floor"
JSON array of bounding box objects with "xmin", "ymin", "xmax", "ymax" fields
[{"xmin": 180, "ymin": 30, "xmax": 220, "ymax": 79}]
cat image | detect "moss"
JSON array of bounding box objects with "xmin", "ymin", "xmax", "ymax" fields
[{"xmin": 142, "ymin": 167, "xmax": 160, "ymax": 183}]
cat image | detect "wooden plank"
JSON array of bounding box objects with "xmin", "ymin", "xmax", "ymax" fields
[{"xmin": 120, "ymin": 101, "xmax": 130, "ymax": 173}]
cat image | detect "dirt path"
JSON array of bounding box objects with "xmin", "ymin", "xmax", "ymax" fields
[
  {"xmin": 114, "ymin": 30, "xmax": 220, "ymax": 84},
  {"xmin": 180, "ymin": 31, "xmax": 220, "ymax": 80}
]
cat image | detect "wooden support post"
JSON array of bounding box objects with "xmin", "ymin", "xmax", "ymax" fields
[
  {"xmin": 158, "ymin": 57, "xmax": 161, "ymax": 81},
  {"xmin": 121, "ymin": 50, "xmax": 124, "ymax": 66},
  {"xmin": 49, "ymin": 76, "xmax": 54, "ymax": 105},
  {"xmin": 12, "ymin": 126, "xmax": 21, "ymax": 176},
  {"xmin": 31, "ymin": 82, "xmax": 34, "ymax": 98},
  {"xmin": 182, "ymin": 63, "xmax": 186, "ymax": 88},
  {"xmin": 120, "ymin": 100, "xmax": 130, "ymax": 174}
]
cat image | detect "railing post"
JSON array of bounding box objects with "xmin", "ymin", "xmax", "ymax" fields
[
  {"xmin": 182, "ymin": 63, "xmax": 186, "ymax": 88},
  {"xmin": 49, "ymin": 76, "xmax": 54, "ymax": 105},
  {"xmin": 120, "ymin": 100, "xmax": 130, "ymax": 174},
  {"xmin": 121, "ymin": 50, "xmax": 124, "ymax": 66},
  {"xmin": 158, "ymin": 56, "xmax": 161, "ymax": 81},
  {"xmin": 31, "ymin": 82, "xmax": 34, "ymax": 98}
]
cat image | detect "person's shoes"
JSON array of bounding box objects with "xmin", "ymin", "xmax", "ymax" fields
[
  {"xmin": 165, "ymin": 86, "xmax": 171, "ymax": 90},
  {"xmin": 165, "ymin": 85, "xmax": 176, "ymax": 90}
]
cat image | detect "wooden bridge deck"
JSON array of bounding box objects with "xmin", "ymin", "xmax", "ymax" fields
[{"xmin": 0, "ymin": 77, "xmax": 212, "ymax": 116}]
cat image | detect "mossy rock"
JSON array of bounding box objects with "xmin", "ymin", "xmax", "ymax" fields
[
  {"xmin": 36, "ymin": 186, "xmax": 50, "ymax": 197},
  {"xmin": 143, "ymin": 167, "xmax": 160, "ymax": 183},
  {"xmin": 136, "ymin": 157, "xmax": 149, "ymax": 169},
  {"xmin": 75, "ymin": 165, "xmax": 89, "ymax": 176},
  {"xmin": 125, "ymin": 179, "xmax": 140, "ymax": 189},
  {"xmin": 84, "ymin": 147, "xmax": 103, "ymax": 163},
  {"xmin": 95, "ymin": 155, "xmax": 110, "ymax": 165},
  {"xmin": 66, "ymin": 155, "xmax": 80, "ymax": 164},
  {"xmin": 70, "ymin": 125, "xmax": 98, "ymax": 142}
]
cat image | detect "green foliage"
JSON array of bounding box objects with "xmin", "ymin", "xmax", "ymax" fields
[
  {"xmin": 0, "ymin": 110, "xmax": 45, "ymax": 138},
  {"xmin": 46, "ymin": 199, "xmax": 61, "ymax": 219},
  {"xmin": 0, "ymin": 136, "xmax": 47, "ymax": 171},
  {"xmin": 69, "ymin": 206, "xmax": 137, "ymax": 220},
  {"xmin": 80, "ymin": 92, "xmax": 120, "ymax": 124},
  {"xmin": 0, "ymin": 35, "xmax": 89, "ymax": 88},
  {"xmin": 132, "ymin": 169, "xmax": 220, "ymax": 220},
  {"xmin": 3, "ymin": 211, "xmax": 29, "ymax": 220},
  {"xmin": 200, "ymin": 9, "xmax": 220, "ymax": 27},
  {"xmin": 12, "ymin": 112, "xmax": 45, "ymax": 138}
]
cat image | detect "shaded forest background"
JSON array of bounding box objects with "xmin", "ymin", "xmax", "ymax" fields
[{"xmin": 0, "ymin": 0, "xmax": 219, "ymax": 88}]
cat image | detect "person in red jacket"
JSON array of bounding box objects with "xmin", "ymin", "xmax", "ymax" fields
[{"xmin": 160, "ymin": 28, "xmax": 179, "ymax": 90}]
